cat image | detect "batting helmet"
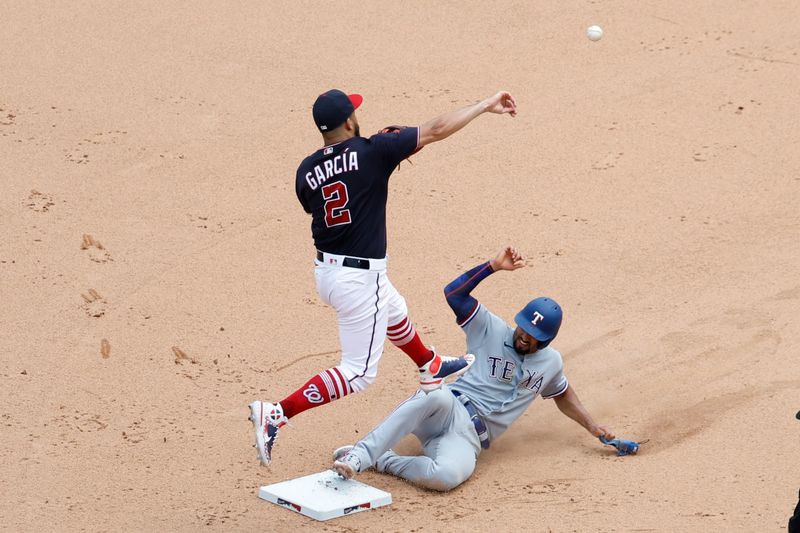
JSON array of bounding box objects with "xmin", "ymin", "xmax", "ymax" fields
[{"xmin": 514, "ymin": 297, "xmax": 562, "ymax": 349}]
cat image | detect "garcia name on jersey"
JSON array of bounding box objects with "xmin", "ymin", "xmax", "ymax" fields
[{"xmin": 295, "ymin": 127, "xmax": 419, "ymax": 259}]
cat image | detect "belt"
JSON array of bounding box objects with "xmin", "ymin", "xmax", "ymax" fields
[
  {"xmin": 452, "ymin": 389, "xmax": 490, "ymax": 449},
  {"xmin": 316, "ymin": 250, "xmax": 371, "ymax": 270}
]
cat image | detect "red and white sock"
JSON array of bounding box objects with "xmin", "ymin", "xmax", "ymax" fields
[
  {"xmin": 387, "ymin": 317, "xmax": 435, "ymax": 368},
  {"xmin": 279, "ymin": 367, "xmax": 352, "ymax": 419}
]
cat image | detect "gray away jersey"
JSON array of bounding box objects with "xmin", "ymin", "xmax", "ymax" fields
[{"xmin": 449, "ymin": 304, "xmax": 569, "ymax": 442}]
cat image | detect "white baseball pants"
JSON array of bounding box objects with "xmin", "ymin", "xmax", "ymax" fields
[{"xmin": 314, "ymin": 254, "xmax": 409, "ymax": 393}]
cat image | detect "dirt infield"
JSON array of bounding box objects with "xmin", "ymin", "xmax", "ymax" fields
[{"xmin": 2, "ymin": 1, "xmax": 798, "ymax": 531}]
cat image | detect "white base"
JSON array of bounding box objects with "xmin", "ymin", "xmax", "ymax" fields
[{"xmin": 258, "ymin": 469, "xmax": 392, "ymax": 521}]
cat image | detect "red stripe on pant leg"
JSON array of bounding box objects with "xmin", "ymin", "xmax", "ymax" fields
[
  {"xmin": 320, "ymin": 370, "xmax": 337, "ymax": 400},
  {"xmin": 387, "ymin": 317, "xmax": 409, "ymax": 333},
  {"xmin": 332, "ymin": 367, "xmax": 351, "ymax": 395},
  {"xmin": 390, "ymin": 319, "xmax": 434, "ymax": 367},
  {"xmin": 388, "ymin": 323, "xmax": 414, "ymax": 345},
  {"xmin": 324, "ymin": 369, "xmax": 342, "ymax": 399},
  {"xmin": 388, "ymin": 320, "xmax": 412, "ymax": 336},
  {"xmin": 387, "ymin": 318, "xmax": 413, "ymax": 342}
]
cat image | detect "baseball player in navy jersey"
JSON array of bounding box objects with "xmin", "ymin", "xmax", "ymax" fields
[
  {"xmin": 331, "ymin": 246, "xmax": 615, "ymax": 491},
  {"xmin": 248, "ymin": 89, "xmax": 518, "ymax": 467}
]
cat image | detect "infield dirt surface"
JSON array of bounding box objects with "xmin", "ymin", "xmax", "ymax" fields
[{"xmin": 2, "ymin": 1, "xmax": 799, "ymax": 531}]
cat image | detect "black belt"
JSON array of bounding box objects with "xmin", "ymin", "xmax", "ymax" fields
[
  {"xmin": 452, "ymin": 389, "xmax": 490, "ymax": 449},
  {"xmin": 316, "ymin": 251, "xmax": 370, "ymax": 270}
]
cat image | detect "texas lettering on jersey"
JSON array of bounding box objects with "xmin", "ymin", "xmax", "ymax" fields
[{"xmin": 486, "ymin": 355, "xmax": 545, "ymax": 393}]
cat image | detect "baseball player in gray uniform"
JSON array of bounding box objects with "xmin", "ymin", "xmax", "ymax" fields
[{"xmin": 331, "ymin": 246, "xmax": 615, "ymax": 491}]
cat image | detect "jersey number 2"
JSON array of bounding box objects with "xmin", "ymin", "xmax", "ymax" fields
[{"xmin": 322, "ymin": 181, "xmax": 352, "ymax": 227}]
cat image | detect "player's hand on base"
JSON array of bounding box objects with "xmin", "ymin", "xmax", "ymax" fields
[
  {"xmin": 483, "ymin": 91, "xmax": 517, "ymax": 117},
  {"xmin": 490, "ymin": 246, "xmax": 525, "ymax": 272}
]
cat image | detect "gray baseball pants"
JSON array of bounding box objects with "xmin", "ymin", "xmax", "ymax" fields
[{"xmin": 349, "ymin": 386, "xmax": 481, "ymax": 491}]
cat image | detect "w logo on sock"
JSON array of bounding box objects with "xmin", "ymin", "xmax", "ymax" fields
[{"xmin": 303, "ymin": 384, "xmax": 324, "ymax": 404}]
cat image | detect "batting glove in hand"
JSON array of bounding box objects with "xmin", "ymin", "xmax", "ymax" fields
[{"xmin": 599, "ymin": 435, "xmax": 642, "ymax": 456}]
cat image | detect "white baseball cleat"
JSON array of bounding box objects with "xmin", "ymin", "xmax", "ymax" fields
[
  {"xmin": 419, "ymin": 352, "xmax": 476, "ymax": 392},
  {"xmin": 248, "ymin": 401, "xmax": 288, "ymax": 467}
]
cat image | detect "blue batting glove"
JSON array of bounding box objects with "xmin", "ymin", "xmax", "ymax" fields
[{"xmin": 599, "ymin": 436, "xmax": 641, "ymax": 456}]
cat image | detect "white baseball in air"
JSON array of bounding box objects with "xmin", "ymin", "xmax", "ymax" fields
[{"xmin": 587, "ymin": 25, "xmax": 603, "ymax": 41}]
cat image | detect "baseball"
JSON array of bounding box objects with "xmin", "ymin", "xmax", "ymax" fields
[{"xmin": 587, "ymin": 25, "xmax": 603, "ymax": 41}]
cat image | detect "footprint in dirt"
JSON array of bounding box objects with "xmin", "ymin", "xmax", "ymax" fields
[
  {"xmin": 0, "ymin": 109, "xmax": 16, "ymax": 126},
  {"xmin": 25, "ymin": 190, "xmax": 55, "ymax": 212},
  {"xmin": 81, "ymin": 289, "xmax": 106, "ymax": 318},
  {"xmin": 172, "ymin": 346, "xmax": 199, "ymax": 365},
  {"xmin": 52, "ymin": 407, "xmax": 109, "ymax": 435},
  {"xmin": 81, "ymin": 234, "xmax": 113, "ymax": 263}
]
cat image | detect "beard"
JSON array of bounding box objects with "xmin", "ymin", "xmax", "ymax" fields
[
  {"xmin": 513, "ymin": 331, "xmax": 537, "ymax": 355},
  {"xmin": 354, "ymin": 124, "xmax": 360, "ymax": 137}
]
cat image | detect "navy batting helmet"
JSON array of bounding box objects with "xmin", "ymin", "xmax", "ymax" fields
[{"xmin": 514, "ymin": 297, "xmax": 562, "ymax": 349}]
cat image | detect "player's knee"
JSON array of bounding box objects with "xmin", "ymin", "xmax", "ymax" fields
[
  {"xmin": 347, "ymin": 373, "xmax": 376, "ymax": 393},
  {"xmin": 387, "ymin": 298, "xmax": 409, "ymax": 327},
  {"xmin": 336, "ymin": 362, "xmax": 378, "ymax": 394},
  {"xmin": 394, "ymin": 298, "xmax": 408, "ymax": 319},
  {"xmin": 425, "ymin": 465, "xmax": 470, "ymax": 492},
  {"xmin": 424, "ymin": 388, "xmax": 452, "ymax": 410}
]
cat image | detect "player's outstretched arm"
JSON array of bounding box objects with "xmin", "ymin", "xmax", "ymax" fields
[
  {"xmin": 418, "ymin": 91, "xmax": 517, "ymax": 148},
  {"xmin": 444, "ymin": 246, "xmax": 524, "ymax": 323},
  {"xmin": 552, "ymin": 385, "xmax": 615, "ymax": 440}
]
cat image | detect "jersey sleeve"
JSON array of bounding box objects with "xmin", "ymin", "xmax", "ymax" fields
[
  {"xmin": 460, "ymin": 305, "xmax": 509, "ymax": 350},
  {"xmin": 295, "ymin": 166, "xmax": 312, "ymax": 213},
  {"xmin": 541, "ymin": 363, "xmax": 569, "ymax": 399},
  {"xmin": 370, "ymin": 127, "xmax": 420, "ymax": 170},
  {"xmin": 461, "ymin": 303, "xmax": 489, "ymax": 336},
  {"xmin": 444, "ymin": 261, "xmax": 494, "ymax": 324},
  {"xmin": 295, "ymin": 181, "xmax": 310, "ymax": 213}
]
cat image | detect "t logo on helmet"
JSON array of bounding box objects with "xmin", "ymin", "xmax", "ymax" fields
[{"xmin": 531, "ymin": 311, "xmax": 544, "ymax": 326}]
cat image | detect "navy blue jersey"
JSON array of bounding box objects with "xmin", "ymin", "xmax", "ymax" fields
[{"xmin": 296, "ymin": 127, "xmax": 419, "ymax": 259}]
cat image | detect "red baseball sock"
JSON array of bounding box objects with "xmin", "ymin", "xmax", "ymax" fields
[
  {"xmin": 279, "ymin": 367, "xmax": 351, "ymax": 419},
  {"xmin": 387, "ymin": 317, "xmax": 435, "ymax": 368}
]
